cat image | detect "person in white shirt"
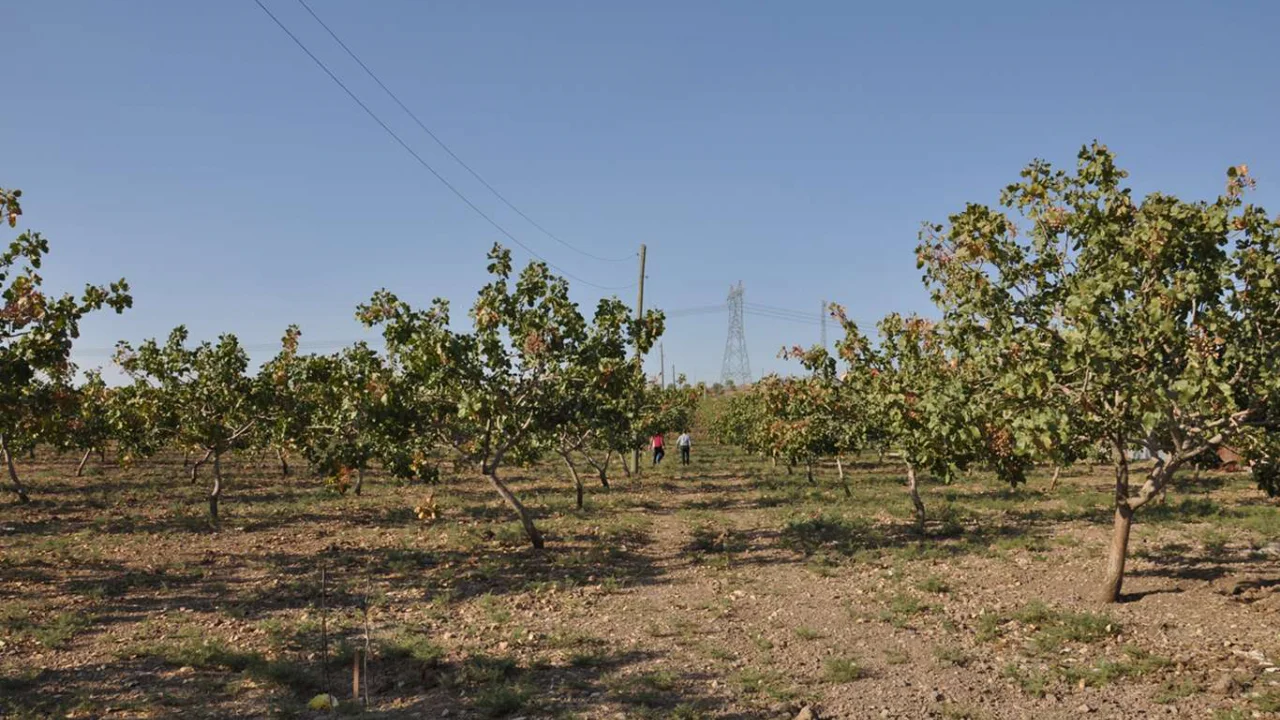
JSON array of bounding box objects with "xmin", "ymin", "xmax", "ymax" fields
[{"xmin": 676, "ymin": 431, "xmax": 692, "ymax": 465}]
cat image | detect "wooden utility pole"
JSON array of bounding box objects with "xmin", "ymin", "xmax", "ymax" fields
[
  {"xmin": 659, "ymin": 343, "xmax": 665, "ymax": 388},
  {"xmin": 633, "ymin": 244, "xmax": 647, "ymax": 475}
]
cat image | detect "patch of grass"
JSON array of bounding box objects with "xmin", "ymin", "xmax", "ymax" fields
[
  {"xmin": 823, "ymin": 657, "xmax": 865, "ymax": 683},
  {"xmin": 1254, "ymin": 689, "xmax": 1280, "ymax": 713},
  {"xmin": 476, "ymin": 593, "xmax": 512, "ymax": 626},
  {"xmin": 1012, "ymin": 601, "xmax": 1119, "ymax": 654},
  {"xmin": 933, "ymin": 645, "xmax": 970, "ymax": 668},
  {"xmin": 878, "ymin": 592, "xmax": 928, "ymax": 627},
  {"xmin": 126, "ymin": 630, "xmax": 319, "ymax": 695},
  {"xmin": 381, "ymin": 630, "xmax": 445, "ymax": 667},
  {"xmin": 917, "ymin": 575, "xmax": 950, "ymax": 594},
  {"xmin": 975, "ymin": 612, "xmax": 1003, "ymax": 642},
  {"xmin": 1154, "ymin": 678, "xmax": 1201, "ymax": 704},
  {"xmin": 1212, "ymin": 711, "xmax": 1248, "ymax": 720},
  {"xmin": 1001, "ymin": 663, "xmax": 1048, "ymax": 698},
  {"xmin": 778, "ymin": 513, "xmax": 883, "ymax": 557},
  {"xmin": 0, "ymin": 604, "xmax": 93, "ymax": 650},
  {"xmin": 609, "ymin": 670, "xmax": 678, "ymax": 707},
  {"xmin": 751, "ymin": 634, "xmax": 774, "ymax": 652},
  {"xmin": 1056, "ymin": 647, "xmax": 1171, "ymax": 688},
  {"xmin": 938, "ymin": 702, "xmax": 985, "ymax": 720},
  {"xmin": 473, "ymin": 683, "xmax": 532, "ymax": 718},
  {"xmin": 734, "ymin": 668, "xmax": 795, "ymax": 700},
  {"xmin": 793, "ymin": 626, "xmax": 824, "ymax": 641},
  {"xmin": 30, "ymin": 611, "xmax": 92, "ymax": 650},
  {"xmin": 457, "ymin": 654, "xmax": 519, "ymax": 685}
]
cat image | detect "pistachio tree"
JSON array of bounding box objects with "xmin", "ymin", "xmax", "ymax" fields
[
  {"xmin": 833, "ymin": 311, "xmax": 979, "ymax": 529},
  {"xmin": 285, "ymin": 343, "xmax": 406, "ymax": 496},
  {"xmin": 116, "ymin": 327, "xmax": 258, "ymax": 520},
  {"xmin": 359, "ymin": 244, "xmax": 662, "ymax": 548},
  {"xmin": 918, "ymin": 143, "xmax": 1280, "ymax": 601},
  {"xmin": 549, "ymin": 297, "xmax": 650, "ymax": 508},
  {"xmin": 777, "ymin": 342, "xmax": 876, "ymax": 493},
  {"xmin": 1, "ymin": 186, "xmax": 131, "ymax": 502}
]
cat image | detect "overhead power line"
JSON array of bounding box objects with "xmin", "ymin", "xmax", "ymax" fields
[
  {"xmin": 251, "ymin": 0, "xmax": 634, "ymax": 292},
  {"xmin": 293, "ymin": 0, "xmax": 635, "ymax": 265}
]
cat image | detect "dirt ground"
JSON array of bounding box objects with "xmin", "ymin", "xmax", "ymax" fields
[{"xmin": 1, "ymin": 443, "xmax": 1277, "ymax": 719}]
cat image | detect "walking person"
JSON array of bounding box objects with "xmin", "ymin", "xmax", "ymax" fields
[
  {"xmin": 651, "ymin": 433, "xmax": 665, "ymax": 465},
  {"xmin": 677, "ymin": 430, "xmax": 692, "ymax": 465}
]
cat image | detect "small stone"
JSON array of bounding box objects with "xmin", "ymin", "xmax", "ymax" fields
[
  {"xmin": 933, "ymin": 692, "xmax": 945, "ymax": 702},
  {"xmin": 1210, "ymin": 673, "xmax": 1237, "ymax": 695},
  {"xmin": 1075, "ymin": 704, "xmax": 1093, "ymax": 714},
  {"xmin": 1045, "ymin": 693, "xmax": 1058, "ymax": 704},
  {"xmin": 794, "ymin": 707, "xmax": 817, "ymax": 720}
]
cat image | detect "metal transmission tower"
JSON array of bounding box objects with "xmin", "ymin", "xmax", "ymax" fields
[
  {"xmin": 820, "ymin": 299, "xmax": 828, "ymax": 350},
  {"xmin": 721, "ymin": 282, "xmax": 752, "ymax": 385}
]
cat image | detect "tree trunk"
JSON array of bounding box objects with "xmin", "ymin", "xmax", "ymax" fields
[
  {"xmin": 563, "ymin": 454, "xmax": 584, "ymax": 510},
  {"xmin": 618, "ymin": 450, "xmax": 632, "ymax": 478},
  {"xmin": 98, "ymin": 447, "xmax": 106, "ymax": 463},
  {"xmin": 836, "ymin": 456, "xmax": 851, "ymax": 498},
  {"xmin": 1100, "ymin": 446, "xmax": 1131, "ymax": 603},
  {"xmin": 806, "ymin": 460, "xmax": 815, "ymax": 484},
  {"xmin": 276, "ymin": 447, "xmax": 290, "ymax": 477},
  {"xmin": 354, "ymin": 468, "xmax": 364, "ymax": 496},
  {"xmin": 906, "ymin": 464, "xmax": 925, "ymax": 531},
  {"xmin": 599, "ymin": 451, "xmax": 610, "ymax": 488},
  {"xmin": 76, "ymin": 448, "xmax": 93, "ymax": 477},
  {"xmin": 209, "ymin": 450, "xmax": 223, "ymax": 521},
  {"xmin": 485, "ymin": 468, "xmax": 543, "ymax": 549},
  {"xmin": 1, "ymin": 436, "xmax": 31, "ymax": 504},
  {"xmin": 191, "ymin": 448, "xmax": 213, "ymax": 484},
  {"xmin": 1048, "ymin": 465, "xmax": 1062, "ymax": 491}
]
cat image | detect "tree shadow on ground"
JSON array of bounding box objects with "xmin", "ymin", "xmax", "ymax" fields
[
  {"xmin": 0, "ymin": 641, "xmax": 763, "ymax": 719},
  {"xmin": 1129, "ymin": 543, "xmax": 1275, "ymax": 583}
]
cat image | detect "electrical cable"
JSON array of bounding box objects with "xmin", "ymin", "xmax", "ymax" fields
[
  {"xmin": 251, "ymin": 0, "xmax": 635, "ymax": 292},
  {"xmin": 294, "ymin": 0, "xmax": 635, "ymax": 264}
]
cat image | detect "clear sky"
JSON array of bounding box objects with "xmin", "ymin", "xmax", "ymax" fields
[{"xmin": 4, "ymin": 0, "xmax": 1279, "ymax": 384}]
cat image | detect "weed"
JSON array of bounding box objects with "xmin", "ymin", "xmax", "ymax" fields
[
  {"xmin": 879, "ymin": 592, "xmax": 928, "ymax": 627},
  {"xmin": 883, "ymin": 648, "xmax": 910, "ymax": 665},
  {"xmin": 1001, "ymin": 663, "xmax": 1048, "ymax": 698},
  {"xmin": 823, "ymin": 657, "xmax": 865, "ymax": 683},
  {"xmin": 476, "ymin": 593, "xmax": 512, "ymax": 626},
  {"xmin": 794, "ymin": 626, "xmax": 824, "ymax": 641},
  {"xmin": 734, "ymin": 668, "xmax": 795, "ymax": 700},
  {"xmin": 917, "ymin": 575, "xmax": 951, "ymax": 594},
  {"xmin": 1154, "ymin": 678, "xmax": 1201, "ymax": 704},
  {"xmin": 473, "ymin": 683, "xmax": 532, "ymax": 718},
  {"xmin": 381, "ymin": 630, "xmax": 445, "ymax": 666},
  {"xmin": 933, "ymin": 645, "xmax": 970, "ymax": 668}
]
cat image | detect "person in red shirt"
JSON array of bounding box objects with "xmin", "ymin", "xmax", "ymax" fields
[{"xmin": 651, "ymin": 433, "xmax": 665, "ymax": 465}]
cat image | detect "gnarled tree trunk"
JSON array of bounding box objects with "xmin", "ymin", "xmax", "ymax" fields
[
  {"xmin": 190, "ymin": 448, "xmax": 213, "ymax": 484},
  {"xmin": 806, "ymin": 460, "xmax": 815, "ymax": 484},
  {"xmin": 562, "ymin": 453, "xmax": 585, "ymax": 509},
  {"xmin": 209, "ymin": 450, "xmax": 223, "ymax": 521},
  {"xmin": 836, "ymin": 456, "xmax": 851, "ymax": 498},
  {"xmin": 276, "ymin": 447, "xmax": 290, "ymax": 477},
  {"xmin": 354, "ymin": 468, "xmax": 364, "ymax": 496},
  {"xmin": 906, "ymin": 464, "xmax": 925, "ymax": 531},
  {"xmin": 1101, "ymin": 446, "xmax": 1131, "ymax": 603},
  {"xmin": 1048, "ymin": 465, "xmax": 1062, "ymax": 491},
  {"xmin": 484, "ymin": 467, "xmax": 543, "ymax": 548},
  {"xmin": 1, "ymin": 435, "xmax": 31, "ymax": 504},
  {"xmin": 76, "ymin": 448, "xmax": 93, "ymax": 477}
]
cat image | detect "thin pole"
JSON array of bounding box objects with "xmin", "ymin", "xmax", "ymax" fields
[
  {"xmin": 634, "ymin": 245, "xmax": 647, "ymax": 475},
  {"xmin": 660, "ymin": 343, "xmax": 665, "ymax": 388}
]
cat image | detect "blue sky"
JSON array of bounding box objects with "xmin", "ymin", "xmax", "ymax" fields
[{"xmin": 4, "ymin": 0, "xmax": 1279, "ymax": 384}]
